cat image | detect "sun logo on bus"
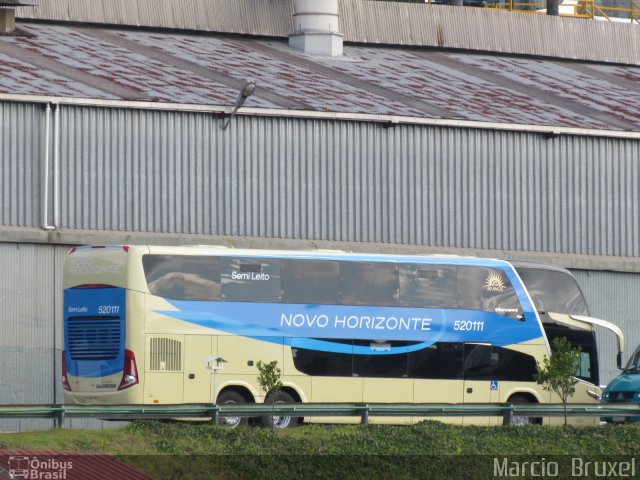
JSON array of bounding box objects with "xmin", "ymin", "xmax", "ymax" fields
[{"xmin": 484, "ymin": 272, "xmax": 506, "ymax": 292}]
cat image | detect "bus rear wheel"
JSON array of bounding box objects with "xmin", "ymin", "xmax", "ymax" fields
[
  {"xmin": 216, "ymin": 390, "xmax": 249, "ymax": 428},
  {"xmin": 508, "ymin": 394, "xmax": 541, "ymax": 426},
  {"xmin": 262, "ymin": 391, "xmax": 300, "ymax": 429}
]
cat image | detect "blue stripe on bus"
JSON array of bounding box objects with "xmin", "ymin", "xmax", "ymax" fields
[
  {"xmin": 157, "ymin": 300, "xmax": 543, "ymax": 351},
  {"xmin": 289, "ymin": 338, "xmax": 437, "ymax": 355}
]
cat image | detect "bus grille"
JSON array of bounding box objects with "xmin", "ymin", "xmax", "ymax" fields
[
  {"xmin": 150, "ymin": 337, "xmax": 182, "ymax": 371},
  {"xmin": 67, "ymin": 316, "xmax": 122, "ymax": 360}
]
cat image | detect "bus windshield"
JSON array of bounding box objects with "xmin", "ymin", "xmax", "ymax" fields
[
  {"xmin": 623, "ymin": 346, "xmax": 640, "ymax": 373},
  {"xmin": 513, "ymin": 262, "xmax": 589, "ymax": 316}
]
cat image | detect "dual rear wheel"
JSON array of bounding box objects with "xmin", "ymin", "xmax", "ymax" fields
[
  {"xmin": 215, "ymin": 390, "xmax": 248, "ymax": 428},
  {"xmin": 217, "ymin": 390, "xmax": 538, "ymax": 427},
  {"xmin": 215, "ymin": 390, "xmax": 299, "ymax": 429}
]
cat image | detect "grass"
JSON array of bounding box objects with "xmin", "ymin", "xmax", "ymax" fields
[{"xmin": 1, "ymin": 421, "xmax": 639, "ymax": 479}]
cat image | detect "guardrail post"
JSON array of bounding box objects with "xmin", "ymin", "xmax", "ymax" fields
[
  {"xmin": 502, "ymin": 404, "xmax": 513, "ymax": 426},
  {"xmin": 360, "ymin": 404, "xmax": 369, "ymax": 425},
  {"xmin": 54, "ymin": 409, "xmax": 65, "ymax": 428},
  {"xmin": 211, "ymin": 405, "xmax": 218, "ymax": 424}
]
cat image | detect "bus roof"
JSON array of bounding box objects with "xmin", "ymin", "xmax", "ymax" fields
[
  {"xmin": 73, "ymin": 244, "xmax": 517, "ymax": 269},
  {"xmin": 510, "ymin": 259, "xmax": 576, "ymax": 276}
]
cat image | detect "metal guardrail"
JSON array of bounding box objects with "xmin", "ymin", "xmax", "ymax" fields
[{"xmin": 0, "ymin": 403, "xmax": 638, "ymax": 426}]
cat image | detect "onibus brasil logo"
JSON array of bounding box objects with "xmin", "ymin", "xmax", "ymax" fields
[{"xmin": 7, "ymin": 456, "xmax": 72, "ymax": 480}]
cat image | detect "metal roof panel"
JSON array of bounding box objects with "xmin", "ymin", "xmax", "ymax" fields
[{"xmin": 1, "ymin": 23, "xmax": 639, "ymax": 131}]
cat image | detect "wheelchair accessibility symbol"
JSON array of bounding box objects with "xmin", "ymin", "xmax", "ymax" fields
[{"xmin": 490, "ymin": 381, "xmax": 499, "ymax": 391}]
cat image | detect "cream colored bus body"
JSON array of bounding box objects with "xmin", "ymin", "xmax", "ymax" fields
[{"xmin": 63, "ymin": 245, "xmax": 608, "ymax": 426}]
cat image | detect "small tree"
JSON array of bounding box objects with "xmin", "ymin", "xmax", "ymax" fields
[
  {"xmin": 256, "ymin": 360, "xmax": 283, "ymax": 430},
  {"xmin": 535, "ymin": 337, "xmax": 581, "ymax": 426},
  {"xmin": 256, "ymin": 360, "xmax": 283, "ymax": 400}
]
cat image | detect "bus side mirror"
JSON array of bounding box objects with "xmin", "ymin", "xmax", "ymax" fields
[{"xmin": 617, "ymin": 352, "xmax": 623, "ymax": 370}]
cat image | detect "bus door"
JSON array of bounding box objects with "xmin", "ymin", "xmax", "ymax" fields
[
  {"xmin": 463, "ymin": 343, "xmax": 500, "ymax": 425},
  {"xmin": 183, "ymin": 335, "xmax": 213, "ymax": 404}
]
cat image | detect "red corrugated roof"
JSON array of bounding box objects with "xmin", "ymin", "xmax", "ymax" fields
[{"xmin": 0, "ymin": 23, "xmax": 638, "ymax": 131}]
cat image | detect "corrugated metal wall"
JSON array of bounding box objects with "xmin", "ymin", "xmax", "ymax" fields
[
  {"xmin": 0, "ymin": 243, "xmax": 56, "ymax": 432},
  {"xmin": 18, "ymin": 0, "xmax": 293, "ymax": 37},
  {"xmin": 21, "ymin": 103, "xmax": 636, "ymax": 258},
  {"xmin": 339, "ymin": 1, "xmax": 640, "ymax": 66},
  {"xmin": 17, "ymin": 0, "xmax": 640, "ymax": 66},
  {"xmin": 0, "ymin": 102, "xmax": 44, "ymax": 228},
  {"xmin": 0, "ymin": 243, "xmax": 124, "ymax": 432}
]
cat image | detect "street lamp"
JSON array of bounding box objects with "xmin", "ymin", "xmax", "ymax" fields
[
  {"xmin": 221, "ymin": 80, "xmax": 256, "ymax": 130},
  {"xmin": 207, "ymin": 356, "xmax": 228, "ymax": 404}
]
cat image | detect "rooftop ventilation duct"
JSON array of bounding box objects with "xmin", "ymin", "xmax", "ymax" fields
[
  {"xmin": 289, "ymin": 0, "xmax": 343, "ymax": 57},
  {"xmin": 0, "ymin": 0, "xmax": 36, "ymax": 34}
]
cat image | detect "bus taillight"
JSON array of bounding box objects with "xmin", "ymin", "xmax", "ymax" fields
[
  {"xmin": 62, "ymin": 351, "xmax": 71, "ymax": 391},
  {"xmin": 118, "ymin": 350, "xmax": 139, "ymax": 390}
]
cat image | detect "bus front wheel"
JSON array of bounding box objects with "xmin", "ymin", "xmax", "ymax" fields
[
  {"xmin": 508, "ymin": 394, "xmax": 541, "ymax": 426},
  {"xmin": 262, "ymin": 391, "xmax": 300, "ymax": 429},
  {"xmin": 215, "ymin": 390, "xmax": 249, "ymax": 428}
]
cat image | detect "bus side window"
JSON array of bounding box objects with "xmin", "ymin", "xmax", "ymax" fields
[
  {"xmin": 352, "ymin": 340, "xmax": 409, "ymax": 378},
  {"xmin": 457, "ymin": 267, "xmax": 523, "ymax": 320},
  {"xmin": 221, "ymin": 257, "xmax": 281, "ymax": 303},
  {"xmin": 578, "ymin": 351, "xmax": 592, "ymax": 379},
  {"xmin": 399, "ymin": 264, "xmax": 457, "ymax": 308},
  {"xmin": 462, "ymin": 344, "xmax": 537, "ymax": 381},
  {"xmin": 491, "ymin": 347, "xmax": 537, "ymax": 381},
  {"xmin": 543, "ymin": 328, "xmax": 599, "ymax": 385},
  {"xmin": 143, "ymin": 255, "xmax": 221, "ymax": 301},
  {"xmin": 340, "ymin": 261, "xmax": 399, "ymax": 307},
  {"xmin": 292, "ymin": 339, "xmax": 353, "ymax": 376},
  {"xmin": 463, "ymin": 343, "xmax": 493, "ymax": 380},
  {"xmin": 408, "ymin": 343, "xmax": 463, "ymax": 380},
  {"xmin": 280, "ymin": 259, "xmax": 340, "ymax": 304}
]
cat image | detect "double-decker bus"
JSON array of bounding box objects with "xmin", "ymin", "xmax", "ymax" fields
[{"xmin": 62, "ymin": 246, "xmax": 622, "ymax": 427}]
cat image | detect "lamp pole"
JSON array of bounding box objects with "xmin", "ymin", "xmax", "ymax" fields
[{"xmin": 207, "ymin": 357, "xmax": 227, "ymax": 404}]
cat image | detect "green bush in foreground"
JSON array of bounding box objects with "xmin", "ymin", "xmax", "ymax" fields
[{"xmin": 1, "ymin": 421, "xmax": 638, "ymax": 480}]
